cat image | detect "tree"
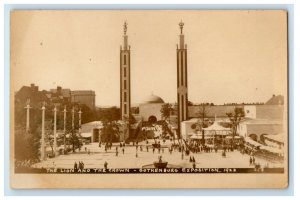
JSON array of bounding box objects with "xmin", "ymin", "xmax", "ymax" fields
[
  {"xmin": 195, "ymin": 105, "xmax": 209, "ymax": 145},
  {"xmin": 160, "ymin": 103, "xmax": 173, "ymax": 122},
  {"xmin": 188, "ymin": 101, "xmax": 193, "ymax": 106},
  {"xmin": 226, "ymin": 107, "xmax": 245, "ymax": 146},
  {"xmin": 100, "ymin": 121, "xmax": 121, "ymax": 143},
  {"xmin": 97, "ymin": 106, "xmax": 120, "ymax": 122},
  {"xmin": 15, "ymin": 127, "xmax": 41, "ymax": 164}
]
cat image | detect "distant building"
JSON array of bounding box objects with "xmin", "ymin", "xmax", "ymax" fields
[
  {"xmin": 47, "ymin": 86, "xmax": 72, "ymax": 107},
  {"xmin": 50, "ymin": 86, "xmax": 71, "ymax": 102},
  {"xmin": 15, "ymin": 83, "xmax": 48, "ymax": 108},
  {"xmin": 265, "ymin": 94, "xmax": 284, "ymax": 105},
  {"xmin": 71, "ymin": 90, "xmax": 96, "ymax": 110}
]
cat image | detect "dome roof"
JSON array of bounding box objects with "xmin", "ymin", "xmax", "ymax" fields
[{"xmin": 142, "ymin": 94, "xmax": 164, "ymax": 104}]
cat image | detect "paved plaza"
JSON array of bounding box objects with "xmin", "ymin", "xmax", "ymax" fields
[{"xmin": 32, "ymin": 140, "xmax": 284, "ymax": 170}]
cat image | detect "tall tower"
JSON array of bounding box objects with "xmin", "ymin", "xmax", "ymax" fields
[
  {"xmin": 177, "ymin": 21, "xmax": 188, "ymax": 137},
  {"xmin": 120, "ymin": 21, "xmax": 131, "ymax": 120}
]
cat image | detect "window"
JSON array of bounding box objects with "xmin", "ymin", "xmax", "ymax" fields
[
  {"xmin": 124, "ymin": 67, "xmax": 126, "ymax": 77},
  {"xmin": 124, "ymin": 104, "xmax": 127, "ymax": 114},
  {"xmin": 181, "ymin": 51, "xmax": 184, "ymax": 85},
  {"xmin": 124, "ymin": 92, "xmax": 127, "ymax": 102},
  {"xmin": 124, "ymin": 55, "xmax": 126, "ymax": 65},
  {"xmin": 124, "ymin": 80, "xmax": 126, "ymax": 89}
]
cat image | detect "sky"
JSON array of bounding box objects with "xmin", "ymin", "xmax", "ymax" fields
[{"xmin": 10, "ymin": 10, "xmax": 287, "ymax": 107}]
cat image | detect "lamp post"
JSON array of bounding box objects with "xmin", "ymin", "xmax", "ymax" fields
[
  {"xmin": 41, "ymin": 102, "xmax": 46, "ymax": 161},
  {"xmin": 63, "ymin": 105, "xmax": 67, "ymax": 152},
  {"xmin": 24, "ymin": 98, "xmax": 31, "ymax": 133},
  {"xmin": 72, "ymin": 107, "xmax": 75, "ymax": 130},
  {"xmin": 53, "ymin": 106, "xmax": 57, "ymax": 156},
  {"xmin": 78, "ymin": 109, "xmax": 82, "ymax": 134}
]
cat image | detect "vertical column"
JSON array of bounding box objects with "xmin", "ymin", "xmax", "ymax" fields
[
  {"xmin": 53, "ymin": 106, "xmax": 57, "ymax": 156},
  {"xmin": 78, "ymin": 109, "xmax": 82, "ymax": 134},
  {"xmin": 41, "ymin": 102, "xmax": 46, "ymax": 160},
  {"xmin": 63, "ymin": 105, "xmax": 67, "ymax": 152},
  {"xmin": 72, "ymin": 107, "xmax": 75, "ymax": 130},
  {"xmin": 25, "ymin": 98, "xmax": 31, "ymax": 132}
]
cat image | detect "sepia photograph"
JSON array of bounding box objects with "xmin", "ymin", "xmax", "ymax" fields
[{"xmin": 10, "ymin": 10, "xmax": 288, "ymax": 188}]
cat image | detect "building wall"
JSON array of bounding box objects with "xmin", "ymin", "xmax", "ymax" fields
[
  {"xmin": 256, "ymin": 105, "xmax": 284, "ymax": 120},
  {"xmin": 238, "ymin": 122, "xmax": 283, "ymax": 138},
  {"xmin": 180, "ymin": 120, "xmax": 197, "ymax": 140},
  {"xmin": 244, "ymin": 105, "xmax": 256, "ymax": 119},
  {"xmin": 247, "ymin": 124, "xmax": 283, "ymax": 137},
  {"xmin": 188, "ymin": 105, "xmax": 238, "ymax": 118},
  {"xmin": 139, "ymin": 103, "xmax": 164, "ymax": 122}
]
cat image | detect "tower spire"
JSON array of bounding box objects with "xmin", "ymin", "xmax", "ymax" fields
[
  {"xmin": 123, "ymin": 21, "xmax": 128, "ymax": 50},
  {"xmin": 178, "ymin": 20, "xmax": 185, "ymax": 49},
  {"xmin": 179, "ymin": 20, "xmax": 184, "ymax": 34},
  {"xmin": 123, "ymin": 21, "xmax": 128, "ymax": 35}
]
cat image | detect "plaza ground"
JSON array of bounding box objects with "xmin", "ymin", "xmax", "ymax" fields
[{"xmin": 32, "ymin": 140, "xmax": 284, "ymax": 169}]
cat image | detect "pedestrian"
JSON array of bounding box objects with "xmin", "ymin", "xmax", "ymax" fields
[
  {"xmin": 122, "ymin": 148, "xmax": 125, "ymax": 154},
  {"xmin": 193, "ymin": 162, "xmax": 196, "ymax": 169},
  {"xmin": 116, "ymin": 151, "xmax": 118, "ymax": 156},
  {"xmin": 250, "ymin": 157, "xmax": 253, "ymax": 165},
  {"xmin": 252, "ymin": 156, "xmax": 255, "ymax": 164},
  {"xmin": 74, "ymin": 162, "xmax": 78, "ymax": 170},
  {"xmin": 146, "ymin": 146, "xmax": 149, "ymax": 152},
  {"xmin": 140, "ymin": 146, "xmax": 143, "ymax": 151},
  {"xmin": 189, "ymin": 156, "xmax": 193, "ymax": 162},
  {"xmin": 153, "ymin": 148, "xmax": 155, "ymax": 154},
  {"xmin": 88, "ymin": 149, "xmax": 90, "ymax": 155},
  {"xmin": 136, "ymin": 153, "xmax": 138, "ymax": 158},
  {"xmin": 104, "ymin": 161, "xmax": 108, "ymax": 170}
]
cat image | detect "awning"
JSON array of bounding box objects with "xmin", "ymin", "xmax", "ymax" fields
[
  {"xmin": 190, "ymin": 135, "xmax": 213, "ymax": 139},
  {"xmin": 81, "ymin": 132, "xmax": 92, "ymax": 138},
  {"xmin": 264, "ymin": 134, "xmax": 284, "ymax": 144},
  {"xmin": 244, "ymin": 137, "xmax": 261, "ymax": 147},
  {"xmin": 259, "ymin": 145, "xmax": 283, "ymax": 154},
  {"xmin": 203, "ymin": 121, "xmax": 231, "ymax": 131},
  {"xmin": 225, "ymin": 136, "xmax": 241, "ymax": 139}
]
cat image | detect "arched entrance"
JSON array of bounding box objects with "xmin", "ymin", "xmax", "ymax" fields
[
  {"xmin": 260, "ymin": 133, "xmax": 267, "ymax": 144},
  {"xmin": 148, "ymin": 115, "xmax": 157, "ymax": 123}
]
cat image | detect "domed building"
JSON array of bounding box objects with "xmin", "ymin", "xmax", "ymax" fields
[{"xmin": 139, "ymin": 94, "xmax": 165, "ymax": 122}]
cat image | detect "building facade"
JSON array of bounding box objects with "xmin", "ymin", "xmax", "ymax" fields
[{"xmin": 71, "ymin": 90, "xmax": 96, "ymax": 110}]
